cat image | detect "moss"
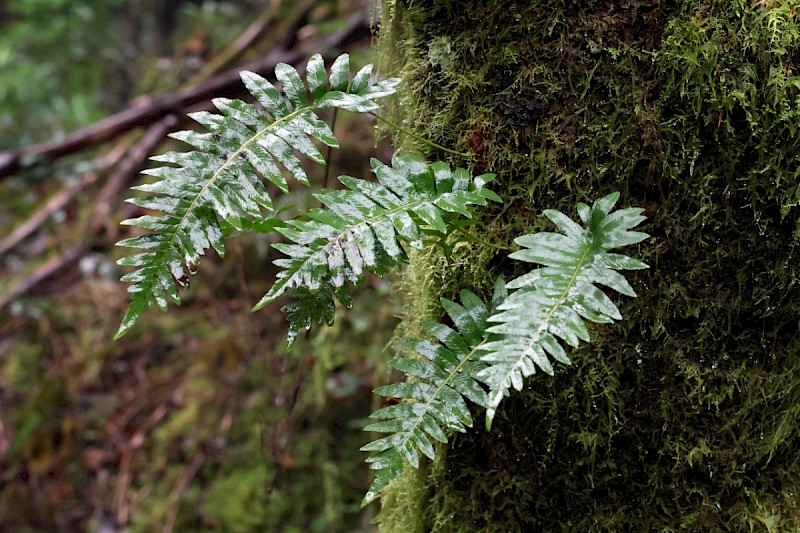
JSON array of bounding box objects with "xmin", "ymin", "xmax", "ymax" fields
[
  {"xmin": 375, "ymin": 458, "xmax": 430, "ymax": 533},
  {"xmin": 377, "ymin": 0, "xmax": 800, "ymax": 530}
]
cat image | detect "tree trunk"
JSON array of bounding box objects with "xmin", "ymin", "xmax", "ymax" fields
[{"xmin": 376, "ymin": 0, "xmax": 800, "ymax": 530}]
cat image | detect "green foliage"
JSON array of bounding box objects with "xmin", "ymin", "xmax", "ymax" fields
[
  {"xmin": 202, "ymin": 465, "xmax": 270, "ymax": 532},
  {"xmin": 478, "ymin": 192, "xmax": 649, "ymax": 428},
  {"xmin": 360, "ymin": 284, "xmax": 504, "ymax": 506},
  {"xmin": 255, "ymin": 154, "xmax": 499, "ymax": 344},
  {"xmin": 362, "ymin": 192, "xmax": 647, "ymax": 504},
  {"xmin": 0, "ymin": 0, "xmax": 125, "ymax": 149},
  {"xmin": 109, "ymin": 38, "xmax": 654, "ymax": 519},
  {"xmin": 115, "ymin": 54, "xmax": 400, "ymax": 339}
]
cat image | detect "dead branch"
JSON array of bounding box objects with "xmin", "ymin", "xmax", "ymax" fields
[
  {"xmin": 183, "ymin": 0, "xmax": 284, "ymax": 86},
  {"xmin": 162, "ymin": 451, "xmax": 207, "ymax": 533},
  {"xmin": 0, "ymin": 116, "xmax": 178, "ymax": 310},
  {"xmin": 0, "ymin": 12, "xmax": 371, "ymax": 180},
  {"xmin": 0, "ymin": 129, "xmax": 140, "ymax": 259},
  {"xmin": 0, "ymin": 245, "xmax": 84, "ymax": 310},
  {"xmin": 0, "ymin": 173, "xmax": 97, "ymax": 258},
  {"xmin": 88, "ymin": 114, "xmax": 179, "ymax": 236}
]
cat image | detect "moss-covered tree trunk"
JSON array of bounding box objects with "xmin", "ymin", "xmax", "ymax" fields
[{"xmin": 376, "ymin": 0, "xmax": 800, "ymax": 530}]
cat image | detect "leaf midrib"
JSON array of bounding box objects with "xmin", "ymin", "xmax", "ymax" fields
[
  {"xmin": 392, "ymin": 338, "xmax": 487, "ymax": 454},
  {"xmin": 488, "ymin": 237, "xmax": 594, "ymax": 408},
  {"xmin": 162, "ymin": 106, "xmax": 308, "ymax": 280},
  {"xmin": 264, "ymin": 189, "xmax": 471, "ymax": 303}
]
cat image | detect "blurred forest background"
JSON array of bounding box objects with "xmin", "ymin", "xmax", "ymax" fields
[{"xmin": 0, "ymin": 0, "xmax": 398, "ymax": 531}]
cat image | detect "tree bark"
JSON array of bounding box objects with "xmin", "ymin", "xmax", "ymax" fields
[{"xmin": 377, "ymin": 0, "xmax": 800, "ymax": 530}]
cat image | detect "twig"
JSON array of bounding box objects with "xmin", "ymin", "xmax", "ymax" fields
[
  {"xmin": 0, "ymin": 415, "xmax": 9, "ymax": 459},
  {"xmin": 89, "ymin": 114, "xmax": 179, "ymax": 234},
  {"xmin": 0, "ymin": 116, "xmax": 178, "ymax": 311},
  {"xmin": 112, "ymin": 395, "xmax": 176, "ymax": 528},
  {"xmin": 322, "ymin": 108, "xmax": 340, "ymax": 191},
  {"xmin": 369, "ymin": 112, "xmax": 473, "ymax": 158},
  {"xmin": 0, "ymin": 136, "xmax": 136, "ymax": 258},
  {"xmin": 115, "ymin": 447, "xmax": 133, "ymax": 527},
  {"xmin": 184, "ymin": 0, "xmax": 283, "ymax": 87},
  {"xmin": 0, "ymin": 245, "xmax": 83, "ymax": 310},
  {"xmin": 0, "ymin": 173, "xmax": 97, "ymax": 258},
  {"xmin": 162, "ymin": 451, "xmax": 207, "ymax": 533}
]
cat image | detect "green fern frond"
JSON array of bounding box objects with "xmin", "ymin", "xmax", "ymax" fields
[
  {"xmin": 252, "ymin": 154, "xmax": 499, "ymax": 316},
  {"xmin": 114, "ymin": 54, "xmax": 400, "ymax": 339},
  {"xmin": 477, "ymin": 192, "xmax": 649, "ymax": 429},
  {"xmin": 281, "ymin": 285, "xmax": 352, "ymax": 349},
  {"xmin": 360, "ymin": 282, "xmax": 506, "ymax": 506}
]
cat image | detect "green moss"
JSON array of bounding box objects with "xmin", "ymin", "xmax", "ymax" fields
[
  {"xmin": 377, "ymin": 0, "xmax": 800, "ymax": 530},
  {"xmin": 375, "ymin": 458, "xmax": 430, "ymax": 533}
]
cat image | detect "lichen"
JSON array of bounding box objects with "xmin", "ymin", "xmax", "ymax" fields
[{"xmin": 375, "ymin": 0, "xmax": 800, "ymax": 530}]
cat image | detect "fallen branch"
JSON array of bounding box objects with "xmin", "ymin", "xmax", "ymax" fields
[
  {"xmin": 183, "ymin": 0, "xmax": 284, "ymax": 86},
  {"xmin": 0, "ymin": 12, "xmax": 371, "ymax": 179},
  {"xmin": 0, "ymin": 245, "xmax": 84, "ymax": 311},
  {"xmin": 0, "ymin": 128, "xmax": 142, "ymax": 259},
  {"xmin": 88, "ymin": 114, "xmax": 179, "ymax": 236},
  {"xmin": 0, "ymin": 116, "xmax": 178, "ymax": 311},
  {"xmin": 0, "ymin": 173, "xmax": 97, "ymax": 258},
  {"xmin": 162, "ymin": 451, "xmax": 207, "ymax": 533}
]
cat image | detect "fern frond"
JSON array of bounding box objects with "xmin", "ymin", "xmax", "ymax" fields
[
  {"xmin": 360, "ymin": 283, "xmax": 506, "ymax": 506},
  {"xmin": 252, "ymin": 154, "xmax": 499, "ymax": 316},
  {"xmin": 477, "ymin": 192, "xmax": 649, "ymax": 429},
  {"xmin": 115, "ymin": 54, "xmax": 400, "ymax": 339},
  {"xmin": 281, "ymin": 285, "xmax": 351, "ymax": 349}
]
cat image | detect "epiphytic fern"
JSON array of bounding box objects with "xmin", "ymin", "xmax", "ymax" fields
[
  {"xmin": 359, "ymin": 192, "xmax": 648, "ymax": 505},
  {"xmin": 115, "ymin": 54, "xmax": 400, "ymax": 339},
  {"xmin": 477, "ymin": 192, "xmax": 649, "ymax": 428},
  {"xmin": 252, "ymin": 154, "xmax": 499, "ymax": 342},
  {"xmin": 360, "ymin": 283, "xmax": 506, "ymax": 506},
  {"xmin": 280, "ymin": 285, "xmax": 342, "ymax": 348}
]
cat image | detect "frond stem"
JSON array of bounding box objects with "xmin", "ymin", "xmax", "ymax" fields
[
  {"xmin": 322, "ymin": 107, "xmax": 340, "ymax": 193},
  {"xmin": 456, "ymin": 228, "xmax": 512, "ymax": 251},
  {"xmin": 369, "ymin": 112, "xmax": 472, "ymax": 158},
  {"xmin": 488, "ymin": 243, "xmax": 594, "ymax": 412}
]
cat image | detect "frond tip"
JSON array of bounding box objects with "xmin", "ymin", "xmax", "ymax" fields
[
  {"xmin": 114, "ymin": 53, "xmax": 400, "ymax": 339},
  {"xmin": 477, "ymin": 192, "xmax": 649, "ymax": 429}
]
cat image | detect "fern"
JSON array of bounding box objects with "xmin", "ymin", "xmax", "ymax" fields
[
  {"xmin": 106, "ymin": 42, "xmax": 653, "ymax": 513},
  {"xmin": 360, "ymin": 283, "xmax": 506, "ymax": 506},
  {"xmin": 280, "ymin": 285, "xmax": 346, "ymax": 348},
  {"xmin": 359, "ymin": 192, "xmax": 648, "ymax": 505},
  {"xmin": 114, "ymin": 54, "xmax": 400, "ymax": 339},
  {"xmin": 477, "ymin": 192, "xmax": 649, "ymax": 428},
  {"xmin": 252, "ymin": 154, "xmax": 500, "ymax": 342}
]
